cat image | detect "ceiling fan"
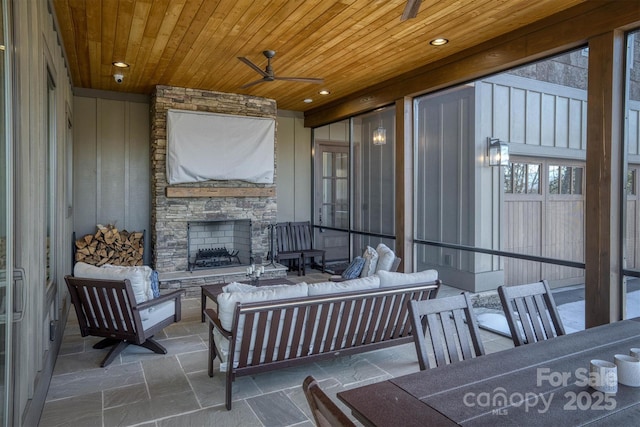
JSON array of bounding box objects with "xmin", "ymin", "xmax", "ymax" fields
[
  {"xmin": 237, "ymin": 50, "xmax": 324, "ymax": 89},
  {"xmin": 401, "ymin": 0, "xmax": 422, "ymax": 21}
]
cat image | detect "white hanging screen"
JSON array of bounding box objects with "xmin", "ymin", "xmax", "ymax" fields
[{"xmin": 166, "ymin": 109, "xmax": 275, "ymax": 184}]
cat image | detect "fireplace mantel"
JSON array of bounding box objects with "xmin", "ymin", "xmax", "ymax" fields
[{"xmin": 165, "ymin": 187, "xmax": 275, "ymax": 198}]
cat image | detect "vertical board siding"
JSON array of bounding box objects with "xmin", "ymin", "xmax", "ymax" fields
[
  {"xmin": 73, "ymin": 96, "xmax": 151, "ymax": 261},
  {"xmin": 415, "ymin": 87, "xmax": 474, "ymax": 271},
  {"xmin": 484, "ymin": 74, "xmax": 587, "ymax": 150}
]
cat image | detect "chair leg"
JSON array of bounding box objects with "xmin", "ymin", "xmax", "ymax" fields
[
  {"xmin": 226, "ymin": 369, "xmax": 233, "ymax": 410},
  {"xmin": 208, "ymin": 323, "xmax": 216, "ymax": 377},
  {"xmin": 93, "ymin": 337, "xmax": 120, "ymax": 349},
  {"xmin": 140, "ymin": 337, "xmax": 167, "ymax": 355},
  {"xmin": 100, "ymin": 340, "xmax": 129, "ymax": 367}
]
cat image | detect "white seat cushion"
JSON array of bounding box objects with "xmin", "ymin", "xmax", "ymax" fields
[
  {"xmin": 216, "ymin": 283, "xmax": 309, "ymax": 331},
  {"xmin": 73, "ymin": 262, "xmax": 154, "ymax": 303},
  {"xmin": 377, "ymin": 269, "xmax": 438, "ymax": 288},
  {"xmin": 139, "ymin": 300, "xmax": 176, "ymax": 330},
  {"xmin": 307, "ymin": 275, "xmax": 380, "ymax": 296}
]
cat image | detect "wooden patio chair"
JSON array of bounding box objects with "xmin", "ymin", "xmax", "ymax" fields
[
  {"xmin": 290, "ymin": 221, "xmax": 325, "ymax": 274},
  {"xmin": 408, "ymin": 292, "xmax": 485, "ymax": 370},
  {"xmin": 302, "ymin": 376, "xmax": 355, "ymax": 427},
  {"xmin": 65, "ymin": 275, "xmax": 183, "ymax": 367},
  {"xmin": 274, "ymin": 222, "xmax": 303, "ymax": 276},
  {"xmin": 498, "ymin": 280, "xmax": 566, "ymax": 346}
]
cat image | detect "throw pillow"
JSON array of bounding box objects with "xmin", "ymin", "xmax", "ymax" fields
[
  {"xmin": 360, "ymin": 246, "xmax": 379, "ymax": 277},
  {"xmin": 374, "ymin": 243, "xmax": 396, "ymax": 273},
  {"xmin": 150, "ymin": 270, "xmax": 160, "ymax": 298},
  {"xmin": 341, "ymin": 256, "xmax": 365, "ymax": 279},
  {"xmin": 378, "ymin": 269, "xmax": 438, "ymax": 288}
]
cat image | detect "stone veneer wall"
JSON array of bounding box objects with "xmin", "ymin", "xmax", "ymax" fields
[{"xmin": 150, "ymin": 85, "xmax": 277, "ymax": 273}]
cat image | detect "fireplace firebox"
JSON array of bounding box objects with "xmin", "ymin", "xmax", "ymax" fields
[{"xmin": 187, "ymin": 220, "xmax": 252, "ymax": 271}]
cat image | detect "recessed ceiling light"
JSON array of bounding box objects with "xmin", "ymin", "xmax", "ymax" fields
[
  {"xmin": 304, "ymin": 98, "xmax": 313, "ymax": 103},
  {"xmin": 319, "ymin": 90, "xmax": 330, "ymax": 95},
  {"xmin": 112, "ymin": 61, "xmax": 130, "ymax": 68},
  {"xmin": 429, "ymin": 38, "xmax": 449, "ymax": 46}
]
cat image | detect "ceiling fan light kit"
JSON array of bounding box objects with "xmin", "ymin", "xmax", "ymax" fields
[{"xmin": 238, "ymin": 50, "xmax": 323, "ymax": 89}]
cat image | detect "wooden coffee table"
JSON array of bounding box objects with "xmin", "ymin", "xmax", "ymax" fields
[{"xmin": 200, "ymin": 277, "xmax": 294, "ymax": 322}]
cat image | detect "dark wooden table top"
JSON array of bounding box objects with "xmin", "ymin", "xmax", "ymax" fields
[{"xmin": 338, "ymin": 319, "xmax": 640, "ymax": 426}]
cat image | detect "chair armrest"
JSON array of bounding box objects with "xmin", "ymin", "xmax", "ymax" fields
[
  {"xmin": 204, "ymin": 308, "xmax": 232, "ymax": 339},
  {"xmin": 137, "ymin": 289, "xmax": 184, "ymax": 310}
]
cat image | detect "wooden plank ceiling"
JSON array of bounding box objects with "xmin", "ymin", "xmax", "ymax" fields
[{"xmin": 52, "ymin": 0, "xmax": 586, "ymax": 112}]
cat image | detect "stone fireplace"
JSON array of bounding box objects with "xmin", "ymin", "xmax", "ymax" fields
[{"xmin": 150, "ymin": 85, "xmax": 285, "ymax": 294}]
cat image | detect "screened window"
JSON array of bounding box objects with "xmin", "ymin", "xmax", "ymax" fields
[
  {"xmin": 549, "ymin": 165, "xmax": 583, "ymax": 195},
  {"xmin": 505, "ymin": 163, "xmax": 540, "ymax": 194}
]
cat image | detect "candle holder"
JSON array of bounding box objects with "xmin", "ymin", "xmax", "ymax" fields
[{"xmin": 246, "ymin": 264, "xmax": 266, "ymax": 286}]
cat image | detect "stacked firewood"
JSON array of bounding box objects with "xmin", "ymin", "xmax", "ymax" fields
[{"xmin": 75, "ymin": 224, "xmax": 144, "ymax": 266}]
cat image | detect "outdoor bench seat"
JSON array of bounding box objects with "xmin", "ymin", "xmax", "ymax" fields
[{"xmin": 205, "ymin": 275, "xmax": 440, "ymax": 409}]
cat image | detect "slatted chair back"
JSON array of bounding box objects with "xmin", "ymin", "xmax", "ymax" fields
[
  {"xmin": 66, "ymin": 276, "xmax": 142, "ymax": 343},
  {"xmin": 303, "ymin": 376, "xmax": 355, "ymax": 427},
  {"xmin": 275, "ymin": 222, "xmax": 295, "ymax": 253},
  {"xmin": 408, "ymin": 292, "xmax": 485, "ymax": 370},
  {"xmin": 498, "ymin": 280, "xmax": 565, "ymax": 346},
  {"xmin": 289, "ymin": 221, "xmax": 315, "ymax": 251},
  {"xmin": 289, "ymin": 221, "xmax": 326, "ymax": 273}
]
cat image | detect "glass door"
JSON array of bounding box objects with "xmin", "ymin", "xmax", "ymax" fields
[
  {"xmin": 0, "ymin": 0, "xmax": 11, "ymax": 424},
  {"xmin": 314, "ymin": 142, "xmax": 350, "ymax": 261}
]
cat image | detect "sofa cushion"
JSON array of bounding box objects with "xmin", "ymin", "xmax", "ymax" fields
[
  {"xmin": 341, "ymin": 256, "xmax": 365, "ymax": 280},
  {"xmin": 375, "ymin": 243, "xmax": 396, "ymax": 273},
  {"xmin": 360, "ymin": 246, "xmax": 379, "ymax": 277},
  {"xmin": 73, "ymin": 262, "xmax": 154, "ymax": 303},
  {"xmin": 377, "ymin": 269, "xmax": 438, "ymax": 288},
  {"xmin": 307, "ymin": 275, "xmax": 380, "ymax": 296},
  {"xmin": 140, "ymin": 300, "xmax": 176, "ymax": 330},
  {"xmin": 222, "ymin": 282, "xmax": 260, "ymax": 293},
  {"xmin": 216, "ymin": 283, "xmax": 309, "ymax": 330}
]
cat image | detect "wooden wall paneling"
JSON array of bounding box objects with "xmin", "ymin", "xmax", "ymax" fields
[
  {"xmin": 585, "ymin": 30, "xmax": 625, "ymax": 327},
  {"xmin": 127, "ymin": 101, "xmax": 151, "ymax": 263},
  {"xmin": 276, "ymin": 115, "xmax": 295, "ymax": 221},
  {"xmin": 73, "ymin": 96, "xmax": 98, "ymax": 236},
  {"xmin": 293, "ymin": 114, "xmax": 312, "ymax": 222},
  {"xmin": 98, "ymin": 99, "xmax": 127, "ymax": 226}
]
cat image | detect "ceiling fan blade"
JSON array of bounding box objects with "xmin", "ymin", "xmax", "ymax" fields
[
  {"xmin": 238, "ymin": 57, "xmax": 269, "ymax": 77},
  {"xmin": 401, "ymin": 0, "xmax": 422, "ymax": 21},
  {"xmin": 274, "ymin": 77, "xmax": 324, "ymax": 84},
  {"xmin": 240, "ymin": 78, "xmax": 267, "ymax": 89}
]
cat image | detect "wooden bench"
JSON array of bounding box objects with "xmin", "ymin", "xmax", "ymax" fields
[
  {"xmin": 275, "ymin": 221, "xmax": 325, "ymax": 275},
  {"xmin": 205, "ymin": 280, "xmax": 441, "ymax": 409}
]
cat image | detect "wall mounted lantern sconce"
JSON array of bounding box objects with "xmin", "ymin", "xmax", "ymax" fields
[
  {"xmin": 487, "ymin": 137, "xmax": 509, "ymax": 166},
  {"xmin": 373, "ymin": 121, "xmax": 386, "ymax": 145}
]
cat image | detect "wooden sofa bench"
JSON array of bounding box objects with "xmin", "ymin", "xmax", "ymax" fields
[{"xmin": 205, "ymin": 279, "xmax": 441, "ymax": 409}]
